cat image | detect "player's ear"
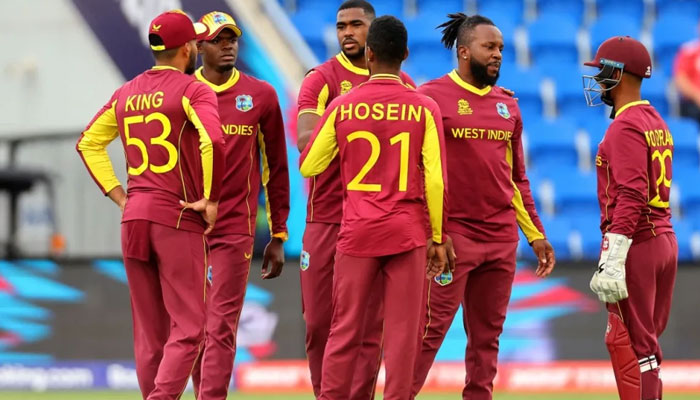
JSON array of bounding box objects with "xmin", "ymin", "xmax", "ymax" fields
[
  {"xmin": 457, "ymin": 45, "xmax": 469, "ymax": 62},
  {"xmin": 365, "ymin": 45, "xmax": 375, "ymax": 63},
  {"xmin": 402, "ymin": 47, "xmax": 409, "ymax": 62},
  {"xmin": 196, "ymin": 40, "xmax": 203, "ymax": 53}
]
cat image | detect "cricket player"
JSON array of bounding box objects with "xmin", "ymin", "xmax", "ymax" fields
[
  {"xmin": 296, "ymin": 1, "xmax": 415, "ymax": 397},
  {"xmin": 411, "ymin": 14, "xmax": 556, "ymax": 400},
  {"xmin": 76, "ymin": 10, "xmax": 224, "ymax": 399},
  {"xmin": 583, "ymin": 36, "xmax": 677, "ymax": 400},
  {"xmin": 189, "ymin": 11, "xmax": 290, "ymax": 400},
  {"xmin": 300, "ymin": 16, "xmax": 449, "ymax": 400}
]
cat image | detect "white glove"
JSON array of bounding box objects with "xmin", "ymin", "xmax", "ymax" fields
[{"xmin": 590, "ymin": 232, "xmax": 632, "ymax": 303}]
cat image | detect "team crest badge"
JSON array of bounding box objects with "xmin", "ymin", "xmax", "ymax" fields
[
  {"xmin": 434, "ymin": 270, "xmax": 453, "ymax": 286},
  {"xmin": 340, "ymin": 80, "xmax": 353, "ymax": 95},
  {"xmin": 236, "ymin": 94, "xmax": 253, "ymax": 112},
  {"xmin": 496, "ymin": 102, "xmax": 510, "ymax": 119},
  {"xmin": 213, "ymin": 12, "xmax": 227, "ymax": 24},
  {"xmin": 300, "ymin": 251, "xmax": 310, "ymax": 271},
  {"xmin": 207, "ymin": 265, "xmax": 213, "ymax": 285},
  {"xmin": 458, "ymin": 99, "xmax": 473, "ymax": 115}
]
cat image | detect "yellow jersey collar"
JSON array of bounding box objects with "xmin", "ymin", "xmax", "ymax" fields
[
  {"xmin": 195, "ymin": 67, "xmax": 241, "ymax": 93},
  {"xmin": 369, "ymin": 73, "xmax": 402, "ymax": 82},
  {"xmin": 151, "ymin": 65, "xmax": 180, "ymax": 72},
  {"xmin": 448, "ymin": 70, "xmax": 491, "ymax": 96},
  {"xmin": 336, "ymin": 52, "xmax": 369, "ymax": 76},
  {"xmin": 615, "ymin": 100, "xmax": 650, "ymax": 118}
]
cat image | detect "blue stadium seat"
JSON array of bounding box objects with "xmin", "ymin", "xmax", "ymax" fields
[
  {"xmin": 296, "ymin": 0, "xmax": 338, "ymax": 15},
  {"xmin": 642, "ymin": 73, "xmax": 669, "ymax": 117},
  {"xmin": 478, "ymin": 0, "xmax": 525, "ymax": 25},
  {"xmin": 671, "ymin": 217, "xmax": 696, "ymax": 261},
  {"xmin": 675, "ymin": 168, "xmax": 700, "ymax": 220},
  {"xmin": 588, "ymin": 14, "xmax": 641, "ymax": 56},
  {"xmin": 525, "ymin": 117, "xmax": 580, "ymax": 169},
  {"xmin": 549, "ymin": 167, "xmax": 599, "ymax": 216},
  {"xmin": 499, "ymin": 65, "xmax": 544, "ymax": 118},
  {"xmin": 291, "ymin": 8, "xmax": 333, "ymax": 61},
  {"xmin": 404, "ymin": 14, "xmax": 454, "ymax": 80},
  {"xmin": 548, "ymin": 65, "xmax": 593, "ymax": 119},
  {"xmin": 525, "ymin": 215, "xmax": 574, "ymax": 260},
  {"xmin": 417, "ymin": 0, "xmax": 462, "ymax": 15},
  {"xmin": 537, "ymin": 0, "xmax": 586, "ymax": 26},
  {"xmin": 653, "ymin": 14, "xmax": 698, "ymax": 76},
  {"xmin": 580, "ymin": 116, "xmax": 610, "ymax": 154},
  {"xmin": 596, "ymin": 0, "xmax": 645, "ymax": 24},
  {"xmin": 568, "ymin": 213, "xmax": 603, "ymax": 259},
  {"xmin": 527, "ymin": 14, "xmax": 579, "ymax": 67},
  {"xmin": 371, "ymin": 0, "xmax": 405, "ymax": 17},
  {"xmin": 656, "ymin": 0, "xmax": 700, "ymax": 20},
  {"xmin": 667, "ymin": 118, "xmax": 700, "ymax": 168},
  {"xmin": 402, "ymin": 57, "xmax": 450, "ymax": 83}
]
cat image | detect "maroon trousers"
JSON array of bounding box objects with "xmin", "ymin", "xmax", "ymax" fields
[
  {"xmin": 320, "ymin": 247, "xmax": 426, "ymax": 400},
  {"xmin": 301, "ymin": 222, "xmax": 385, "ymax": 399},
  {"xmin": 192, "ymin": 234, "xmax": 254, "ymax": 399},
  {"xmin": 412, "ymin": 232, "xmax": 517, "ymax": 400},
  {"xmin": 607, "ymin": 232, "xmax": 677, "ymax": 400},
  {"xmin": 121, "ymin": 220, "xmax": 207, "ymax": 400}
]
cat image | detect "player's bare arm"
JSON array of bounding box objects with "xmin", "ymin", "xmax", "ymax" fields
[
  {"xmin": 297, "ymin": 112, "xmax": 321, "ymax": 152},
  {"xmin": 107, "ymin": 186, "xmax": 127, "ymax": 214},
  {"xmin": 261, "ymin": 237, "xmax": 285, "ymax": 279}
]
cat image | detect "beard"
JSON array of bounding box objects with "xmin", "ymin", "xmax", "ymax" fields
[
  {"xmin": 343, "ymin": 45, "xmax": 365, "ymax": 61},
  {"xmin": 470, "ymin": 57, "xmax": 499, "ymax": 86},
  {"xmin": 185, "ymin": 49, "xmax": 197, "ymax": 75},
  {"xmin": 216, "ymin": 62, "xmax": 235, "ymax": 73}
]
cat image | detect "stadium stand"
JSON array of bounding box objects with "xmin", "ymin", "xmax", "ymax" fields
[{"xmin": 282, "ymin": 0, "xmax": 700, "ymax": 261}]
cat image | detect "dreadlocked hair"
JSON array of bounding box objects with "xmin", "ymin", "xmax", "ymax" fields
[{"xmin": 438, "ymin": 13, "xmax": 495, "ymax": 50}]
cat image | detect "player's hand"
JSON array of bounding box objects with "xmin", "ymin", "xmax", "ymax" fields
[
  {"xmin": 107, "ymin": 186, "xmax": 127, "ymax": 215},
  {"xmin": 445, "ymin": 235, "xmax": 457, "ymax": 273},
  {"xmin": 179, "ymin": 198, "xmax": 218, "ymax": 235},
  {"xmin": 261, "ymin": 237, "xmax": 285, "ymax": 279},
  {"xmin": 500, "ymin": 86, "xmax": 518, "ymax": 101},
  {"xmin": 531, "ymin": 239, "xmax": 555, "ymax": 277},
  {"xmin": 590, "ymin": 232, "xmax": 632, "ymax": 303},
  {"xmin": 426, "ymin": 242, "xmax": 448, "ymax": 280}
]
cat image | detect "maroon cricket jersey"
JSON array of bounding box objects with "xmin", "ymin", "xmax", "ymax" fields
[
  {"xmin": 418, "ymin": 70, "xmax": 546, "ymax": 243},
  {"xmin": 77, "ymin": 66, "xmax": 225, "ymax": 233},
  {"xmin": 300, "ymin": 75, "xmax": 448, "ymax": 257},
  {"xmin": 195, "ymin": 67, "xmax": 290, "ymax": 239},
  {"xmin": 596, "ymin": 100, "xmax": 674, "ymax": 242},
  {"xmin": 297, "ymin": 52, "xmax": 416, "ymax": 224}
]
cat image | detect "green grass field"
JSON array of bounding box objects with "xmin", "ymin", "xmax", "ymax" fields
[{"xmin": 1, "ymin": 392, "xmax": 698, "ymax": 400}]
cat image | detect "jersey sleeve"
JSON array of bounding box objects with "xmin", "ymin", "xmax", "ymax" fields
[
  {"xmin": 400, "ymin": 71, "xmax": 417, "ymax": 89},
  {"xmin": 297, "ymin": 69, "xmax": 330, "ymax": 117},
  {"xmin": 258, "ymin": 87, "xmax": 291, "ymax": 241},
  {"xmin": 76, "ymin": 90, "xmax": 121, "ymax": 195},
  {"xmin": 607, "ymin": 123, "xmax": 649, "ymax": 238},
  {"xmin": 510, "ymin": 113, "xmax": 546, "ymax": 243},
  {"xmin": 299, "ymin": 100, "xmax": 340, "ymax": 177},
  {"xmin": 182, "ymin": 82, "xmax": 225, "ymax": 202},
  {"xmin": 422, "ymin": 100, "xmax": 448, "ymax": 244}
]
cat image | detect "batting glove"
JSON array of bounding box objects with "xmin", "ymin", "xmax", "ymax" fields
[{"xmin": 590, "ymin": 232, "xmax": 632, "ymax": 303}]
